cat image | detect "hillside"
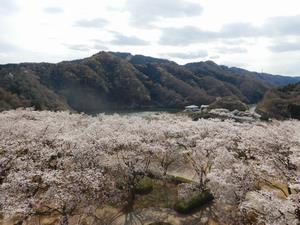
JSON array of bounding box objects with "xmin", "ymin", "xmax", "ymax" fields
[
  {"xmin": 256, "ymin": 82, "xmax": 300, "ymax": 119},
  {"xmin": 185, "ymin": 62, "xmax": 300, "ymax": 102},
  {"xmin": 228, "ymin": 67, "xmax": 300, "ymax": 87},
  {"xmin": 1, "ymin": 51, "xmax": 300, "ymax": 113}
]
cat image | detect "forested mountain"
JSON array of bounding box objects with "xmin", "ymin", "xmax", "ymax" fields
[
  {"xmin": 1, "ymin": 51, "xmax": 299, "ymax": 113},
  {"xmin": 228, "ymin": 67, "xmax": 300, "ymax": 87},
  {"xmin": 256, "ymin": 82, "xmax": 300, "ymax": 119},
  {"xmin": 185, "ymin": 61, "xmax": 300, "ymax": 103}
]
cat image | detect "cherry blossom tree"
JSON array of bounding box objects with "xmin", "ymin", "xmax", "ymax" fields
[{"xmin": 0, "ymin": 109, "xmax": 299, "ymax": 225}]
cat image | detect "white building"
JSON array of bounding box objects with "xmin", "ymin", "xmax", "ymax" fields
[{"xmin": 184, "ymin": 105, "xmax": 199, "ymax": 112}]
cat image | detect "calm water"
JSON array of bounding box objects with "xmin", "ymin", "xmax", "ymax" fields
[
  {"xmin": 90, "ymin": 108, "xmax": 181, "ymax": 116},
  {"xmin": 249, "ymin": 104, "xmax": 257, "ymax": 113}
]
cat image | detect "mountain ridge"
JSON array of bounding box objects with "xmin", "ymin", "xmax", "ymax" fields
[{"xmin": 1, "ymin": 51, "xmax": 300, "ymax": 113}]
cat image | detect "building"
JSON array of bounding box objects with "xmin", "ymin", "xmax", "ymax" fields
[
  {"xmin": 184, "ymin": 105, "xmax": 199, "ymax": 112},
  {"xmin": 200, "ymin": 105, "xmax": 209, "ymax": 112}
]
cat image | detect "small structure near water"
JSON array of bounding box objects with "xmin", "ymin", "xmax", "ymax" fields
[
  {"xmin": 192, "ymin": 108, "xmax": 261, "ymax": 122},
  {"xmin": 200, "ymin": 105, "xmax": 209, "ymax": 112},
  {"xmin": 183, "ymin": 99, "xmax": 263, "ymax": 122},
  {"xmin": 184, "ymin": 105, "xmax": 210, "ymax": 113},
  {"xmin": 184, "ymin": 105, "xmax": 199, "ymax": 112}
]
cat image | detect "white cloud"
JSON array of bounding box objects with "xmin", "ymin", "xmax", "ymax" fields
[
  {"xmin": 210, "ymin": 55, "xmax": 220, "ymax": 60},
  {"xmin": 44, "ymin": 6, "xmax": 64, "ymax": 14},
  {"xmin": 0, "ymin": 0, "xmax": 18, "ymax": 15},
  {"xmin": 74, "ymin": 18, "xmax": 108, "ymax": 28},
  {"xmin": 162, "ymin": 50, "xmax": 208, "ymax": 59},
  {"xmin": 124, "ymin": 0, "xmax": 203, "ymax": 27},
  {"xmin": 64, "ymin": 44, "xmax": 91, "ymax": 51},
  {"xmin": 216, "ymin": 47, "xmax": 248, "ymax": 54},
  {"xmin": 269, "ymin": 41, "xmax": 300, "ymax": 53},
  {"xmin": 0, "ymin": 0, "xmax": 300, "ymax": 75},
  {"xmin": 110, "ymin": 33, "xmax": 149, "ymax": 46},
  {"xmin": 159, "ymin": 26, "xmax": 216, "ymax": 46},
  {"xmin": 0, "ymin": 40, "xmax": 20, "ymax": 52},
  {"xmin": 93, "ymin": 44, "xmax": 108, "ymax": 51},
  {"xmin": 160, "ymin": 15, "xmax": 300, "ymax": 46}
]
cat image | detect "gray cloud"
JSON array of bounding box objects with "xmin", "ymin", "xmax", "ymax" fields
[
  {"xmin": 219, "ymin": 22, "xmax": 262, "ymax": 38},
  {"xmin": 0, "ymin": 41, "xmax": 19, "ymax": 53},
  {"xmin": 210, "ymin": 55, "xmax": 220, "ymax": 60},
  {"xmin": 269, "ymin": 42, "xmax": 300, "ymax": 53},
  {"xmin": 74, "ymin": 18, "xmax": 108, "ymax": 28},
  {"xmin": 110, "ymin": 33, "xmax": 149, "ymax": 46},
  {"xmin": 90, "ymin": 39, "xmax": 109, "ymax": 50},
  {"xmin": 216, "ymin": 46, "xmax": 248, "ymax": 54},
  {"xmin": 222, "ymin": 38, "xmax": 253, "ymax": 46},
  {"xmin": 159, "ymin": 15, "xmax": 300, "ymax": 45},
  {"xmin": 159, "ymin": 26, "xmax": 216, "ymax": 46},
  {"xmin": 64, "ymin": 44, "xmax": 90, "ymax": 51},
  {"xmin": 220, "ymin": 16, "xmax": 300, "ymax": 38},
  {"xmin": 162, "ymin": 50, "xmax": 208, "ymax": 59},
  {"xmin": 124, "ymin": 0, "xmax": 203, "ymax": 27},
  {"xmin": 93, "ymin": 44, "xmax": 108, "ymax": 51},
  {"xmin": 91, "ymin": 39, "xmax": 105, "ymax": 44},
  {"xmin": 264, "ymin": 15, "xmax": 300, "ymax": 36},
  {"xmin": 0, "ymin": 0, "xmax": 18, "ymax": 15},
  {"xmin": 44, "ymin": 7, "xmax": 64, "ymax": 14}
]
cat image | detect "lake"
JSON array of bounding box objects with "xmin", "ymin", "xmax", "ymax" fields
[{"xmin": 90, "ymin": 108, "xmax": 182, "ymax": 116}]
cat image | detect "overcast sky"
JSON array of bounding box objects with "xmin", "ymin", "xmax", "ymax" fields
[{"xmin": 1, "ymin": 0, "xmax": 300, "ymax": 76}]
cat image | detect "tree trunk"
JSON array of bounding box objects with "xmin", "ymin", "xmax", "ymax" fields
[
  {"xmin": 287, "ymin": 186, "xmax": 292, "ymax": 195},
  {"xmin": 59, "ymin": 215, "xmax": 68, "ymax": 225},
  {"xmin": 123, "ymin": 191, "xmax": 135, "ymax": 214}
]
